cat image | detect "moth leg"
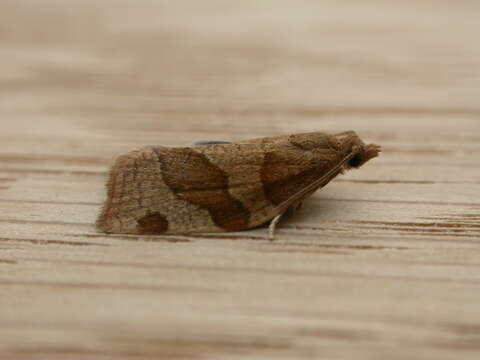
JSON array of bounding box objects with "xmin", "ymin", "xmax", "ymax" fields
[
  {"xmin": 268, "ymin": 213, "xmax": 284, "ymax": 241},
  {"xmin": 268, "ymin": 202, "xmax": 304, "ymax": 240}
]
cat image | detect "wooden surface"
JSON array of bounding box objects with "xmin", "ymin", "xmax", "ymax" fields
[{"xmin": 1, "ymin": 1, "xmax": 480, "ymax": 359}]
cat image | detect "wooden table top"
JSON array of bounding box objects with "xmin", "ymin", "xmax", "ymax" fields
[{"xmin": 1, "ymin": 1, "xmax": 479, "ymax": 359}]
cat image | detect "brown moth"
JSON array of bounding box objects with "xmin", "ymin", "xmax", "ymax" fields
[{"xmin": 96, "ymin": 131, "xmax": 380, "ymax": 239}]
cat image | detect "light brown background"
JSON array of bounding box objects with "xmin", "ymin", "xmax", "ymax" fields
[{"xmin": 1, "ymin": 1, "xmax": 480, "ymax": 359}]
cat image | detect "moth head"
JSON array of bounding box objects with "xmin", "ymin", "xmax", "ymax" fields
[
  {"xmin": 348, "ymin": 143, "xmax": 381, "ymax": 168},
  {"xmin": 334, "ymin": 131, "xmax": 381, "ymax": 168}
]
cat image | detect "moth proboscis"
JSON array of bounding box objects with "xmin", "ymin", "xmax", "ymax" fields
[{"xmin": 96, "ymin": 131, "xmax": 380, "ymax": 240}]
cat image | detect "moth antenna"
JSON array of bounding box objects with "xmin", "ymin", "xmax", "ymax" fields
[{"xmin": 272, "ymin": 147, "xmax": 361, "ymax": 215}]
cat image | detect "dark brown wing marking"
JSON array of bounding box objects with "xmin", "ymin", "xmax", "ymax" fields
[
  {"xmin": 260, "ymin": 150, "xmax": 323, "ymax": 206},
  {"xmin": 154, "ymin": 147, "xmax": 251, "ymax": 231},
  {"xmin": 136, "ymin": 212, "xmax": 169, "ymax": 233},
  {"xmin": 260, "ymin": 133, "xmax": 342, "ymax": 206}
]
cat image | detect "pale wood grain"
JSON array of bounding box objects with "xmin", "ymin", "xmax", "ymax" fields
[{"xmin": 1, "ymin": 0, "xmax": 480, "ymax": 359}]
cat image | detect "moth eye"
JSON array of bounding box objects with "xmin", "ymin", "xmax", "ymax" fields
[
  {"xmin": 349, "ymin": 144, "xmax": 381, "ymax": 167},
  {"xmin": 348, "ymin": 153, "xmax": 363, "ymax": 168}
]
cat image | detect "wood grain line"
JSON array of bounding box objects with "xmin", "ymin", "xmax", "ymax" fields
[
  {"xmin": 0, "ymin": 167, "xmax": 106, "ymax": 176},
  {"xmin": 282, "ymin": 228, "xmax": 480, "ymax": 245},
  {"xmin": 0, "ymin": 279, "xmax": 216, "ymax": 293},
  {"xmin": 0, "ymin": 219, "xmax": 92, "ymax": 227},
  {"xmin": 0, "ymin": 237, "xmax": 108, "ymax": 247},
  {"xmin": 0, "ymin": 199, "xmax": 101, "ymax": 206},
  {"xmin": 67, "ymin": 232, "xmax": 263, "ymax": 242},
  {"xmin": 318, "ymin": 197, "xmax": 480, "ymax": 207},
  {"xmin": 79, "ymin": 105, "xmax": 480, "ymax": 117},
  {"xmin": 0, "ymin": 154, "xmax": 109, "ymax": 166},
  {"xmin": 0, "ymin": 259, "xmax": 17, "ymax": 264},
  {"xmin": 354, "ymin": 220, "xmax": 480, "ymax": 229},
  {"xmin": 15, "ymin": 257, "xmax": 480, "ymax": 284},
  {"xmin": 334, "ymin": 179, "xmax": 480, "ymax": 185},
  {"xmin": 375, "ymin": 161, "xmax": 480, "ymax": 168}
]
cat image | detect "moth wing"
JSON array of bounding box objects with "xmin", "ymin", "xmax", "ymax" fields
[
  {"xmin": 98, "ymin": 133, "xmax": 379, "ymax": 235},
  {"xmin": 198, "ymin": 140, "xmax": 341, "ymax": 229},
  {"xmin": 193, "ymin": 138, "xmax": 347, "ymax": 229}
]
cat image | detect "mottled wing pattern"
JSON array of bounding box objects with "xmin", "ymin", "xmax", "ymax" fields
[
  {"xmin": 154, "ymin": 146, "xmax": 251, "ymax": 232},
  {"xmin": 96, "ymin": 146, "xmax": 249, "ymax": 234}
]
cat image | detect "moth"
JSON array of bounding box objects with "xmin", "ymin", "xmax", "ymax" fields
[{"xmin": 96, "ymin": 131, "xmax": 380, "ymax": 239}]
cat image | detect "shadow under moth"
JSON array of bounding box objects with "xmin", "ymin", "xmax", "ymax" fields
[{"xmin": 97, "ymin": 131, "xmax": 380, "ymax": 239}]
